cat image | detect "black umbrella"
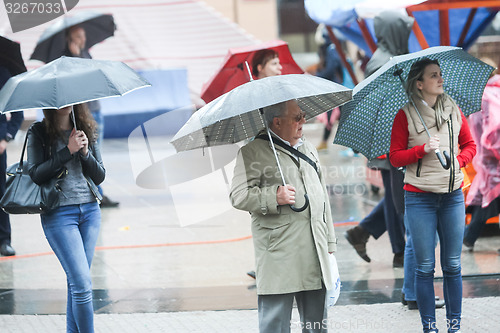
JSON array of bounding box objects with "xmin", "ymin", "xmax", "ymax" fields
[
  {"xmin": 0, "ymin": 36, "xmax": 27, "ymax": 76},
  {"xmin": 30, "ymin": 11, "xmax": 116, "ymax": 63}
]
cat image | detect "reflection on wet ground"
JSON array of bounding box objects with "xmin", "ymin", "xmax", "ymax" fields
[
  {"xmin": 1, "ymin": 275, "xmax": 499, "ymax": 314},
  {"xmin": 0, "ymin": 123, "xmax": 499, "ymax": 315}
]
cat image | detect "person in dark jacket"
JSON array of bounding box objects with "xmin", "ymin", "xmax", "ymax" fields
[
  {"xmin": 27, "ymin": 103, "xmax": 105, "ymax": 333},
  {"xmin": 344, "ymin": 10, "xmax": 411, "ymax": 269},
  {"xmin": 64, "ymin": 24, "xmax": 118, "ymax": 208},
  {"xmin": 0, "ymin": 66, "xmax": 24, "ymax": 256}
]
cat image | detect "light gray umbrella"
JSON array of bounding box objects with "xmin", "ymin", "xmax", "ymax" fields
[
  {"xmin": 0, "ymin": 56, "xmax": 150, "ymax": 114},
  {"xmin": 171, "ymin": 73, "xmax": 352, "ymax": 211},
  {"xmin": 171, "ymin": 74, "xmax": 352, "ymax": 151}
]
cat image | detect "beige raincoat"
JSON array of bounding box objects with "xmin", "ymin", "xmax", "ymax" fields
[{"xmin": 230, "ymin": 131, "xmax": 337, "ymax": 295}]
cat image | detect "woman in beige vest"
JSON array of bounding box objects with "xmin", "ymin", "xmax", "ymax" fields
[{"xmin": 389, "ymin": 58, "xmax": 476, "ymax": 333}]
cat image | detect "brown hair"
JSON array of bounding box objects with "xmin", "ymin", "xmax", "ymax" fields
[
  {"xmin": 252, "ymin": 49, "xmax": 279, "ymax": 77},
  {"xmin": 42, "ymin": 103, "xmax": 98, "ymax": 145}
]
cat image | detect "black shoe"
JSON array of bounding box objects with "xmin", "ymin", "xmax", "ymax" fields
[
  {"xmin": 407, "ymin": 299, "xmax": 445, "ymax": 310},
  {"xmin": 463, "ymin": 239, "xmax": 474, "ymax": 252},
  {"xmin": 247, "ymin": 271, "xmax": 256, "ymax": 279},
  {"xmin": 100, "ymin": 195, "xmax": 119, "ymax": 208},
  {"xmin": 0, "ymin": 244, "xmax": 15, "ymax": 256},
  {"xmin": 407, "ymin": 300, "xmax": 418, "ymax": 310},
  {"xmin": 401, "ymin": 293, "xmax": 407, "ymax": 306},
  {"xmin": 393, "ymin": 252, "xmax": 404, "ymax": 268},
  {"xmin": 344, "ymin": 226, "xmax": 371, "ymax": 262}
]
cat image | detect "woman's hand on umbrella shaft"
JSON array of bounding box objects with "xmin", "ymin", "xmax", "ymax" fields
[
  {"xmin": 277, "ymin": 184, "xmax": 296, "ymax": 205},
  {"xmin": 424, "ymin": 135, "xmax": 440, "ymax": 153},
  {"xmin": 67, "ymin": 129, "xmax": 88, "ymax": 155}
]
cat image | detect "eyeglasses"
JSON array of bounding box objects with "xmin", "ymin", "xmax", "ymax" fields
[{"xmin": 281, "ymin": 112, "xmax": 306, "ymax": 123}]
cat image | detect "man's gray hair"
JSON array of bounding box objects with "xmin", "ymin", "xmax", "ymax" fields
[{"xmin": 263, "ymin": 101, "xmax": 288, "ymax": 126}]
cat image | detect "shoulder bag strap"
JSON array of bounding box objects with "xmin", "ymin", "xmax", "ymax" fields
[
  {"xmin": 16, "ymin": 130, "xmax": 30, "ymax": 170},
  {"xmin": 255, "ymin": 134, "xmax": 319, "ymax": 175}
]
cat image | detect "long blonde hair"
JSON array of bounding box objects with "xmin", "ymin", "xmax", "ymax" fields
[{"xmin": 406, "ymin": 58, "xmax": 449, "ymax": 129}]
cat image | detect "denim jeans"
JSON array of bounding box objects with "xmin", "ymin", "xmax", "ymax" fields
[
  {"xmin": 405, "ymin": 189, "xmax": 465, "ymax": 333},
  {"xmin": 403, "ymin": 221, "xmax": 439, "ymax": 303},
  {"xmin": 41, "ymin": 202, "xmax": 101, "ymax": 333},
  {"xmin": 402, "ymin": 213, "xmax": 416, "ymax": 301},
  {"xmin": 360, "ymin": 169, "xmax": 405, "ymax": 254}
]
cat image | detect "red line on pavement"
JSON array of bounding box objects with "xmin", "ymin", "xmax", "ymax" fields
[
  {"xmin": 0, "ymin": 223, "xmax": 360, "ymax": 262},
  {"xmin": 333, "ymin": 221, "xmax": 359, "ymax": 227},
  {"xmin": 0, "ymin": 235, "xmax": 252, "ymax": 262}
]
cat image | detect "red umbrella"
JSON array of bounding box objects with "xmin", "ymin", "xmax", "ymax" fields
[{"xmin": 200, "ymin": 40, "xmax": 303, "ymax": 103}]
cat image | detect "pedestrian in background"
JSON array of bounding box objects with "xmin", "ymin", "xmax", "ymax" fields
[
  {"xmin": 0, "ymin": 66, "xmax": 24, "ymax": 257},
  {"xmin": 28, "ymin": 104, "xmax": 105, "ymax": 332},
  {"xmin": 251, "ymin": 48, "xmax": 282, "ymax": 79},
  {"xmin": 64, "ymin": 24, "xmax": 118, "ymax": 208},
  {"xmin": 230, "ymin": 99, "xmax": 336, "ymax": 333},
  {"xmin": 390, "ymin": 58, "xmax": 476, "ymax": 333},
  {"xmin": 463, "ymin": 57, "xmax": 500, "ymax": 253},
  {"xmin": 344, "ymin": 10, "xmax": 411, "ymax": 268},
  {"xmin": 311, "ymin": 24, "xmax": 345, "ymax": 151}
]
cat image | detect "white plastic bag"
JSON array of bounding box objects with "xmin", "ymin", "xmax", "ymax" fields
[{"xmin": 326, "ymin": 253, "xmax": 341, "ymax": 306}]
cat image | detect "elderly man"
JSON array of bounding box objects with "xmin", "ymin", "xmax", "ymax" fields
[{"xmin": 230, "ymin": 99, "xmax": 337, "ymax": 333}]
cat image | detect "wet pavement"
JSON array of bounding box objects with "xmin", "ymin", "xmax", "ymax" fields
[{"xmin": 0, "ymin": 121, "xmax": 499, "ymax": 332}]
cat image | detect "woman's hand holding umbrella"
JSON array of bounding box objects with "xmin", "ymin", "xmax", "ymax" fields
[
  {"xmin": 68, "ymin": 129, "xmax": 89, "ymax": 156},
  {"xmin": 424, "ymin": 135, "xmax": 440, "ymax": 154}
]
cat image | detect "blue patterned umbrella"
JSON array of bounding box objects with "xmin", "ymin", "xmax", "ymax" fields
[{"xmin": 334, "ymin": 46, "xmax": 495, "ymax": 160}]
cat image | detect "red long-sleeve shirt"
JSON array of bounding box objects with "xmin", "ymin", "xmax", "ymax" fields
[{"xmin": 389, "ymin": 109, "xmax": 476, "ymax": 192}]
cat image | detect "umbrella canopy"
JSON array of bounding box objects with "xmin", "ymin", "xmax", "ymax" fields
[
  {"xmin": 334, "ymin": 46, "xmax": 495, "ymax": 160},
  {"xmin": 200, "ymin": 40, "xmax": 304, "ymax": 104},
  {"xmin": 30, "ymin": 11, "xmax": 116, "ymax": 63},
  {"xmin": 0, "ymin": 56, "xmax": 150, "ymax": 113},
  {"xmin": 172, "ymin": 74, "xmax": 352, "ymax": 152},
  {"xmin": 0, "ymin": 36, "xmax": 27, "ymax": 76}
]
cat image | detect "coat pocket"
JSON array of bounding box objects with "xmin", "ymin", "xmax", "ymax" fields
[{"xmin": 259, "ymin": 214, "xmax": 291, "ymax": 252}]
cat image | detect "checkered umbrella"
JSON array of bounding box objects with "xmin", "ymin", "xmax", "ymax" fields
[
  {"xmin": 334, "ymin": 46, "xmax": 495, "ymax": 160},
  {"xmin": 171, "ymin": 74, "xmax": 352, "ymax": 152},
  {"xmin": 171, "ymin": 73, "xmax": 352, "ymax": 212}
]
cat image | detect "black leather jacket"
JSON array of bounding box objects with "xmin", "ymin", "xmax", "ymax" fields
[{"xmin": 27, "ymin": 121, "xmax": 105, "ymax": 202}]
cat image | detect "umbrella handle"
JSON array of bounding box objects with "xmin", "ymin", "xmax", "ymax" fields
[
  {"xmin": 290, "ymin": 193, "xmax": 309, "ymax": 212},
  {"xmin": 435, "ymin": 149, "xmax": 451, "ymax": 170}
]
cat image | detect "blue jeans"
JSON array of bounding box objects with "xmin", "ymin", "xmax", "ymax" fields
[
  {"xmin": 360, "ymin": 169, "xmax": 405, "ymax": 254},
  {"xmin": 41, "ymin": 202, "xmax": 101, "ymax": 333},
  {"xmin": 405, "ymin": 190, "xmax": 465, "ymax": 333},
  {"xmin": 402, "ymin": 214, "xmax": 416, "ymax": 301},
  {"xmin": 403, "ymin": 222, "xmax": 439, "ymax": 303}
]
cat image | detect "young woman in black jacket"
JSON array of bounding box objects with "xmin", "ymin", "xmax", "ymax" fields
[{"xmin": 27, "ymin": 103, "xmax": 105, "ymax": 333}]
